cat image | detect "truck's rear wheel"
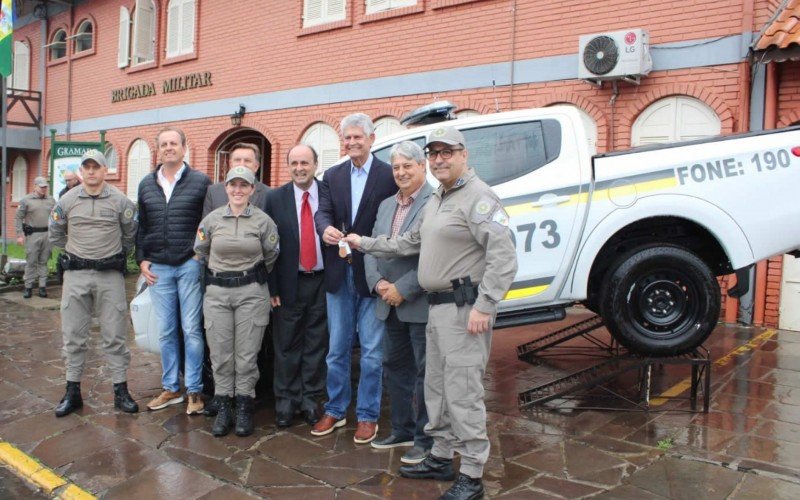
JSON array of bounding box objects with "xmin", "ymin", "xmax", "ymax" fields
[{"xmin": 601, "ymin": 245, "xmax": 720, "ymax": 356}]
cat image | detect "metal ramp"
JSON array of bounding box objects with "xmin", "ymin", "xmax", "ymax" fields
[
  {"xmin": 516, "ymin": 315, "xmax": 609, "ymax": 362},
  {"xmin": 516, "ymin": 315, "xmax": 711, "ymax": 412}
]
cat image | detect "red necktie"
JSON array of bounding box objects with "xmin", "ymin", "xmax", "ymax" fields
[{"xmin": 300, "ymin": 191, "xmax": 317, "ymax": 271}]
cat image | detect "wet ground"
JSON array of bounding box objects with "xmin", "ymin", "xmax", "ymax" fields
[{"xmin": 2, "ymin": 282, "xmax": 800, "ymax": 498}]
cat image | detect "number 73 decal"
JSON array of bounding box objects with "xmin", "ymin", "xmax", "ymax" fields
[{"xmin": 511, "ymin": 220, "xmax": 561, "ymax": 251}]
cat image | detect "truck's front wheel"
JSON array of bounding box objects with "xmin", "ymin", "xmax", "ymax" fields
[{"xmin": 601, "ymin": 245, "xmax": 720, "ymax": 356}]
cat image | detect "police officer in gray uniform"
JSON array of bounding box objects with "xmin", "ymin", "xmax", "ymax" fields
[
  {"xmin": 49, "ymin": 150, "xmax": 139, "ymax": 417},
  {"xmin": 195, "ymin": 166, "xmax": 280, "ymax": 437},
  {"xmin": 15, "ymin": 176, "xmax": 55, "ymax": 298},
  {"xmin": 346, "ymin": 126, "xmax": 517, "ymax": 500}
]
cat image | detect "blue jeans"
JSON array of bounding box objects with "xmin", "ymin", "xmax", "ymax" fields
[
  {"xmin": 384, "ymin": 309, "xmax": 432, "ymax": 449},
  {"xmin": 149, "ymin": 259, "xmax": 204, "ymax": 394},
  {"xmin": 324, "ymin": 266, "xmax": 384, "ymax": 422}
]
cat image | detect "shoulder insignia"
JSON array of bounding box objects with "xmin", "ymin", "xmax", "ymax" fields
[
  {"xmin": 268, "ymin": 233, "xmax": 277, "ymax": 245},
  {"xmin": 197, "ymin": 227, "xmax": 206, "ymax": 241},
  {"xmin": 51, "ymin": 205, "xmax": 64, "ymax": 222},
  {"xmin": 123, "ymin": 208, "xmax": 134, "ymax": 219},
  {"xmin": 475, "ymin": 200, "xmax": 491, "ymax": 216},
  {"xmin": 491, "ymin": 207, "xmax": 510, "ymax": 227}
]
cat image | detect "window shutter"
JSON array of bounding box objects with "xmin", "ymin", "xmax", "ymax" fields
[
  {"xmin": 166, "ymin": 0, "xmax": 180, "ymax": 57},
  {"xmin": 132, "ymin": 0, "xmax": 156, "ymax": 64},
  {"xmin": 12, "ymin": 41, "xmax": 30, "ymax": 90},
  {"xmin": 366, "ymin": 0, "xmax": 390, "ymax": 14},
  {"xmin": 127, "ymin": 140, "xmax": 152, "ymax": 201},
  {"xmin": 12, "ymin": 157, "xmax": 28, "ymax": 202},
  {"xmin": 326, "ymin": 0, "xmax": 345, "ymax": 19},
  {"xmin": 304, "ymin": 0, "xmax": 323, "ymax": 25},
  {"xmin": 181, "ymin": 0, "xmax": 196, "ymax": 54},
  {"xmin": 118, "ymin": 7, "xmax": 130, "ymax": 68}
]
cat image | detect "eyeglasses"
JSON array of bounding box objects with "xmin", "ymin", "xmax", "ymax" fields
[{"xmin": 425, "ymin": 147, "xmax": 464, "ymax": 159}]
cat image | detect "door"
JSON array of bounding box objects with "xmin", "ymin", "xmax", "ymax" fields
[{"xmin": 780, "ymin": 255, "xmax": 800, "ymax": 331}]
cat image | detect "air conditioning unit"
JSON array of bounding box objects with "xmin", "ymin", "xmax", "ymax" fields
[{"xmin": 578, "ymin": 29, "xmax": 652, "ymax": 83}]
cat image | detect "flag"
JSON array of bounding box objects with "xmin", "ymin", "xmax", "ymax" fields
[{"xmin": 0, "ymin": 0, "xmax": 12, "ymax": 78}]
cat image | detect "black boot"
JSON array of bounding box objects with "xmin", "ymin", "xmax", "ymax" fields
[
  {"xmin": 203, "ymin": 395, "xmax": 220, "ymax": 417},
  {"xmin": 38, "ymin": 287, "xmax": 47, "ymax": 298},
  {"xmin": 212, "ymin": 396, "xmax": 234, "ymax": 436},
  {"xmin": 235, "ymin": 395, "xmax": 255, "ymax": 436},
  {"xmin": 113, "ymin": 382, "xmax": 139, "ymax": 413},
  {"xmin": 22, "ymin": 288, "xmax": 32, "ymax": 299},
  {"xmin": 439, "ymin": 473, "xmax": 484, "ymax": 500},
  {"xmin": 399, "ymin": 454, "xmax": 455, "ymax": 481},
  {"xmin": 54, "ymin": 381, "xmax": 83, "ymax": 417}
]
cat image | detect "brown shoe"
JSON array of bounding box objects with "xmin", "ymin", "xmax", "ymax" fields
[
  {"xmin": 147, "ymin": 390, "xmax": 184, "ymax": 411},
  {"xmin": 354, "ymin": 421, "xmax": 378, "ymax": 444},
  {"xmin": 310, "ymin": 414, "xmax": 346, "ymax": 436},
  {"xmin": 186, "ymin": 392, "xmax": 204, "ymax": 415}
]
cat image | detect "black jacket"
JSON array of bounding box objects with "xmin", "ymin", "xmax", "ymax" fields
[
  {"xmin": 314, "ymin": 157, "xmax": 396, "ymax": 297},
  {"xmin": 135, "ymin": 164, "xmax": 211, "ymax": 264}
]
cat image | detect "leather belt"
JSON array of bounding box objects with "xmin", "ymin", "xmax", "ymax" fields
[
  {"xmin": 299, "ymin": 269, "xmax": 324, "ymax": 277},
  {"xmin": 206, "ymin": 263, "xmax": 267, "ymax": 288}
]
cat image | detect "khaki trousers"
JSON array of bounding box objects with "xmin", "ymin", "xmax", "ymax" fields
[
  {"xmin": 424, "ymin": 303, "xmax": 492, "ymax": 479},
  {"xmin": 24, "ymin": 232, "xmax": 51, "ymax": 288},
  {"xmin": 204, "ymin": 282, "xmax": 270, "ymax": 398},
  {"xmin": 61, "ymin": 269, "xmax": 130, "ymax": 383}
]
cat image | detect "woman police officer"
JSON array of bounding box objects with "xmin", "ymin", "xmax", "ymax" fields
[{"xmin": 194, "ymin": 165, "xmax": 279, "ymax": 437}]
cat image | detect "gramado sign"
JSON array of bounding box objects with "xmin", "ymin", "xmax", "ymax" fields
[{"xmin": 111, "ymin": 71, "xmax": 212, "ymax": 103}]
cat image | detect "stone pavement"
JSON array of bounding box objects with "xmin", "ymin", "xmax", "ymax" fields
[{"xmin": 2, "ymin": 282, "xmax": 800, "ymax": 498}]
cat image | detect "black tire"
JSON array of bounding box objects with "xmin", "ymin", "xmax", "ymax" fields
[{"xmin": 600, "ymin": 245, "xmax": 720, "ymax": 356}]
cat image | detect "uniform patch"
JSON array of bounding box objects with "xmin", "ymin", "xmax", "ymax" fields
[
  {"xmin": 197, "ymin": 227, "xmax": 206, "ymax": 241},
  {"xmin": 123, "ymin": 208, "xmax": 134, "ymax": 219},
  {"xmin": 268, "ymin": 233, "xmax": 278, "ymax": 245},
  {"xmin": 51, "ymin": 206, "xmax": 63, "ymax": 222},
  {"xmin": 475, "ymin": 201, "xmax": 491, "ymax": 215},
  {"xmin": 491, "ymin": 208, "xmax": 510, "ymax": 227}
]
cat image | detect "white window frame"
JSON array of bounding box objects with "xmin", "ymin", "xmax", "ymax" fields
[
  {"xmin": 365, "ymin": 0, "xmax": 416, "ymax": 15},
  {"xmin": 74, "ymin": 19, "xmax": 94, "ymax": 53},
  {"xmin": 303, "ymin": 0, "xmax": 346, "ymax": 28},
  {"xmin": 49, "ymin": 29, "xmax": 67, "ymax": 61},
  {"xmin": 302, "ymin": 122, "xmax": 341, "ymax": 176},
  {"xmin": 632, "ymin": 96, "xmax": 721, "ymax": 147},
  {"xmin": 10, "ymin": 40, "xmax": 30, "ymax": 90},
  {"xmin": 166, "ymin": 0, "xmax": 196, "ymax": 58},
  {"xmin": 105, "ymin": 145, "xmax": 119, "ymax": 175},
  {"xmin": 127, "ymin": 139, "xmax": 153, "ymax": 201},
  {"xmin": 131, "ymin": 0, "xmax": 157, "ymax": 66},
  {"xmin": 374, "ymin": 116, "xmax": 406, "ymax": 141},
  {"xmin": 12, "ymin": 156, "xmax": 28, "ymax": 202}
]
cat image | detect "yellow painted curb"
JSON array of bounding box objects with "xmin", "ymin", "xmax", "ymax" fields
[
  {"xmin": 650, "ymin": 329, "xmax": 777, "ymax": 406},
  {"xmin": 0, "ymin": 441, "xmax": 95, "ymax": 499}
]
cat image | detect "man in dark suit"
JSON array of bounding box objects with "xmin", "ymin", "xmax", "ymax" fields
[
  {"xmin": 265, "ymin": 144, "xmax": 327, "ymax": 428},
  {"xmin": 312, "ymin": 113, "xmax": 397, "ymax": 443},
  {"xmin": 202, "ymin": 143, "xmax": 270, "ymax": 217},
  {"xmin": 365, "ymin": 141, "xmax": 434, "ymax": 464}
]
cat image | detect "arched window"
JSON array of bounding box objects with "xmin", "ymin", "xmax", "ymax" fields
[
  {"xmin": 74, "ymin": 19, "xmax": 94, "ymax": 53},
  {"xmin": 127, "ymin": 139, "xmax": 152, "ymax": 200},
  {"xmin": 105, "ymin": 145, "xmax": 119, "ymax": 175},
  {"xmin": 632, "ymin": 96, "xmax": 721, "ymax": 146},
  {"xmin": 302, "ymin": 122, "xmax": 340, "ymax": 175},
  {"xmin": 10, "ymin": 41, "xmax": 30, "ymax": 90},
  {"xmin": 166, "ymin": 0, "xmax": 196, "ymax": 57},
  {"xmin": 12, "ymin": 156, "xmax": 28, "ymax": 202},
  {"xmin": 131, "ymin": 0, "xmax": 156, "ymax": 65},
  {"xmin": 49, "ymin": 29, "xmax": 67, "ymax": 60},
  {"xmin": 374, "ymin": 116, "xmax": 406, "ymax": 141}
]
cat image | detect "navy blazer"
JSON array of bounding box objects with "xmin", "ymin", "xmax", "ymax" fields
[
  {"xmin": 264, "ymin": 180, "xmax": 324, "ymax": 308},
  {"xmin": 314, "ymin": 157, "xmax": 396, "ymax": 297}
]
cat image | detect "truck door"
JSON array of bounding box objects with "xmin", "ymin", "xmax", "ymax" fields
[{"xmin": 463, "ymin": 118, "xmax": 586, "ymax": 308}]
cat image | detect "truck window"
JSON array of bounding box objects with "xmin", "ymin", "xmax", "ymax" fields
[
  {"xmin": 374, "ymin": 137, "xmax": 426, "ymax": 164},
  {"xmin": 464, "ymin": 119, "xmax": 561, "ymax": 186}
]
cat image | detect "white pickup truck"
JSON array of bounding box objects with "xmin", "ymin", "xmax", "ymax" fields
[{"xmin": 372, "ymin": 106, "xmax": 800, "ymax": 355}]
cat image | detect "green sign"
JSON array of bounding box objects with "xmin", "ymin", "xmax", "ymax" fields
[{"xmin": 49, "ymin": 130, "xmax": 106, "ymax": 200}]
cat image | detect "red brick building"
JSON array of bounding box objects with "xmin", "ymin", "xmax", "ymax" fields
[{"xmin": 2, "ymin": 0, "xmax": 798, "ymax": 328}]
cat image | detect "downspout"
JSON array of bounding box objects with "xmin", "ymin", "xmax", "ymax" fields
[
  {"xmin": 65, "ymin": 3, "xmax": 73, "ymax": 139},
  {"xmin": 753, "ymin": 61, "xmax": 778, "ymax": 326},
  {"xmin": 508, "ymin": 0, "xmax": 517, "ymax": 110},
  {"xmin": 39, "ymin": 13, "xmax": 47, "ymax": 175}
]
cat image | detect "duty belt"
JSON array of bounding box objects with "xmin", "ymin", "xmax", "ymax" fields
[
  {"xmin": 428, "ymin": 277, "xmax": 478, "ymax": 306},
  {"xmin": 206, "ymin": 263, "xmax": 267, "ymax": 288},
  {"xmin": 22, "ymin": 224, "xmax": 47, "ymax": 235},
  {"xmin": 60, "ymin": 252, "xmax": 126, "ymax": 272}
]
